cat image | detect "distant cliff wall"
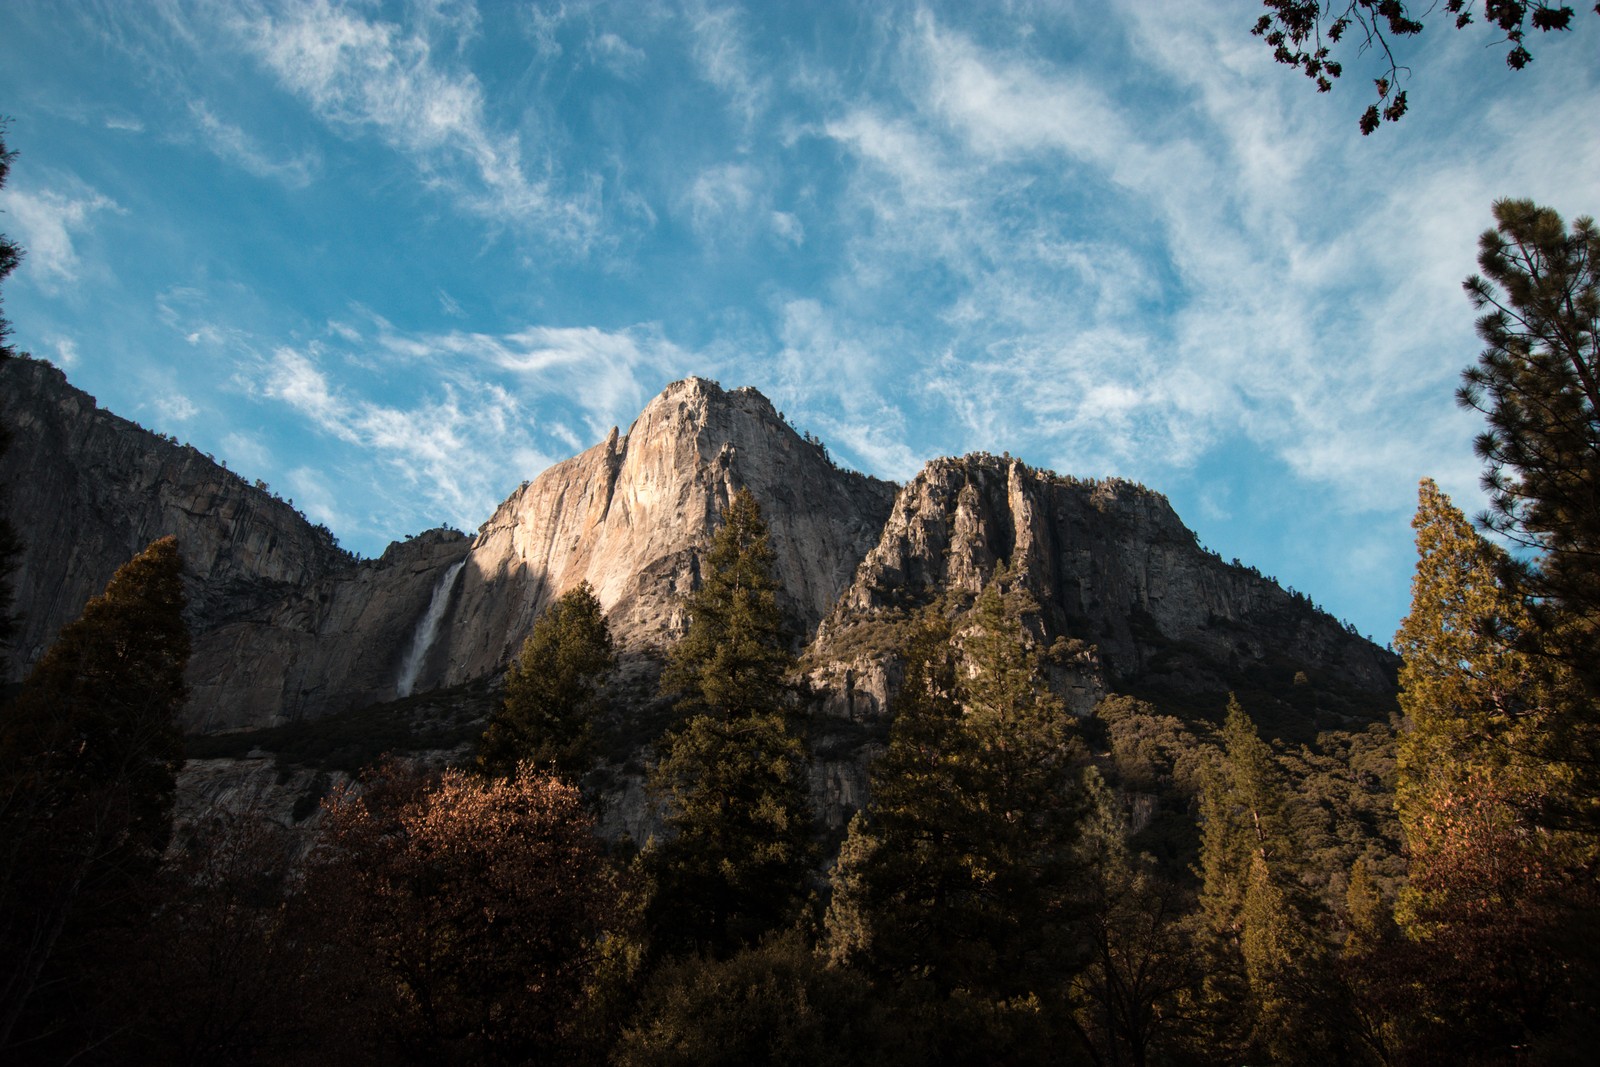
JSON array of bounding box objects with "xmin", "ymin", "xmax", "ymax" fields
[{"xmin": 0, "ymin": 357, "xmax": 354, "ymax": 680}]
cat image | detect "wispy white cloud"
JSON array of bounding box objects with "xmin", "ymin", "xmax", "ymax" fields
[
  {"xmin": 590, "ymin": 31, "xmax": 646, "ymax": 77},
  {"xmin": 685, "ymin": 1, "xmax": 768, "ymax": 128},
  {"xmin": 260, "ymin": 344, "xmax": 534, "ymax": 526},
  {"xmin": 227, "ymin": 0, "xmax": 596, "ymax": 242},
  {"xmin": 49, "ymin": 336, "xmax": 80, "ymax": 367},
  {"xmin": 153, "ymin": 391, "xmax": 200, "ymax": 423},
  {"xmin": 0, "ymin": 181, "xmax": 121, "ymax": 289},
  {"xmin": 189, "ymin": 100, "xmax": 317, "ymax": 187},
  {"xmin": 683, "ymin": 162, "xmax": 760, "ymax": 240},
  {"xmin": 770, "ymin": 210, "xmax": 804, "ymax": 246},
  {"xmin": 404, "ymin": 321, "xmax": 689, "ymax": 438},
  {"xmin": 250, "ymin": 316, "xmax": 691, "ymax": 533}
]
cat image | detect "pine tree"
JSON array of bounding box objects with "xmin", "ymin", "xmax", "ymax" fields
[
  {"xmin": 660, "ymin": 488, "xmax": 792, "ymax": 718},
  {"xmin": 827, "ymin": 578, "xmax": 1088, "ymax": 1008},
  {"xmin": 1459, "ymin": 200, "xmax": 1600, "ymax": 670},
  {"xmin": 0, "ymin": 536, "xmax": 189, "ymax": 1059},
  {"xmin": 825, "ymin": 610, "xmax": 972, "ymax": 982},
  {"xmin": 1193, "ymin": 696, "xmax": 1333, "ymax": 1062},
  {"xmin": 1456, "ymin": 199, "xmax": 1600, "ymax": 835},
  {"xmin": 479, "ymin": 580, "xmax": 614, "ymax": 781},
  {"xmin": 646, "ymin": 489, "xmax": 812, "ymax": 958}
]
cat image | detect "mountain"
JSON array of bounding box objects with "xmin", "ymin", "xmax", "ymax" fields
[{"xmin": 2, "ymin": 356, "xmax": 1397, "ymax": 831}]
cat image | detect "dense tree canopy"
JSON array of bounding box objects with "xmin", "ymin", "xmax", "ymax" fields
[{"xmin": 1254, "ymin": 1, "xmax": 1596, "ymax": 133}]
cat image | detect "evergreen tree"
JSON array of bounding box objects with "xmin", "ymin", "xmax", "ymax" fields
[
  {"xmin": 0, "ymin": 536, "xmax": 189, "ymax": 1060},
  {"xmin": 1389, "ymin": 479, "xmax": 1597, "ymax": 1057},
  {"xmin": 646, "ymin": 710, "xmax": 813, "ymax": 957},
  {"xmin": 646, "ymin": 489, "xmax": 812, "ymax": 958},
  {"xmin": 827, "ymin": 578, "xmax": 1088, "ymax": 1014},
  {"xmin": 1460, "ymin": 200, "xmax": 1600, "ymax": 655},
  {"xmin": 1193, "ymin": 697, "xmax": 1334, "ymax": 1062},
  {"xmin": 1392, "ymin": 478, "xmax": 1547, "ymax": 859},
  {"xmin": 1457, "ymin": 199, "xmax": 1600, "ymax": 831},
  {"xmin": 479, "ymin": 580, "xmax": 614, "ymax": 781},
  {"xmin": 825, "ymin": 610, "xmax": 972, "ymax": 982},
  {"xmin": 661, "ymin": 488, "xmax": 792, "ymax": 718}
]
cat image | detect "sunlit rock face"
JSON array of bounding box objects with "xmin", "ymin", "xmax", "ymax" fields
[{"xmin": 433, "ymin": 377, "xmax": 898, "ymax": 688}]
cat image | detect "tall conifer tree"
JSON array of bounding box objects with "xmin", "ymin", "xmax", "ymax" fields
[
  {"xmin": 1194, "ymin": 697, "xmax": 1332, "ymax": 1062},
  {"xmin": 1389, "ymin": 479, "xmax": 1596, "ymax": 1057},
  {"xmin": 646, "ymin": 489, "xmax": 812, "ymax": 958},
  {"xmin": 661, "ymin": 488, "xmax": 792, "ymax": 718},
  {"xmin": 0, "ymin": 536, "xmax": 189, "ymax": 1060},
  {"xmin": 479, "ymin": 580, "xmax": 614, "ymax": 782},
  {"xmin": 827, "ymin": 576, "xmax": 1087, "ymax": 1013}
]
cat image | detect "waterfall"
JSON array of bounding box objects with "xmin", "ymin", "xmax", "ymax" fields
[{"xmin": 396, "ymin": 558, "xmax": 467, "ymax": 698}]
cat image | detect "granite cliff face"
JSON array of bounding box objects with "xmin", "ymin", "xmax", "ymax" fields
[
  {"xmin": 809, "ymin": 455, "xmax": 1395, "ymax": 738},
  {"xmin": 429, "ymin": 378, "xmax": 897, "ymax": 693},
  {"xmin": 185, "ymin": 530, "xmax": 472, "ymax": 732},
  {"xmin": 0, "ymin": 358, "xmax": 353, "ymax": 679}
]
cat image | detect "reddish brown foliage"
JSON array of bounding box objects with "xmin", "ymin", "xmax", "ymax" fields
[{"xmin": 307, "ymin": 760, "xmax": 619, "ymax": 1064}]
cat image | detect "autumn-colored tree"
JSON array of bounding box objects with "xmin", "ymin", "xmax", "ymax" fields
[
  {"xmin": 646, "ymin": 489, "xmax": 813, "ymax": 958},
  {"xmin": 0, "ymin": 536, "xmax": 189, "ymax": 1061},
  {"xmin": 305, "ymin": 760, "xmax": 621, "ymax": 1064},
  {"xmin": 479, "ymin": 580, "xmax": 614, "ymax": 781}
]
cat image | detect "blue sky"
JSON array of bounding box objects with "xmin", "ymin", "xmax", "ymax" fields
[{"xmin": 2, "ymin": 1, "xmax": 1597, "ymax": 646}]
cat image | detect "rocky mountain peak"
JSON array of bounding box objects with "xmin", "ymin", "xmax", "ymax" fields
[{"xmin": 431, "ymin": 378, "xmax": 898, "ymax": 692}]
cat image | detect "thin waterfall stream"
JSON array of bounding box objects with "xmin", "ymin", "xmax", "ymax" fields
[{"xmin": 395, "ymin": 557, "xmax": 467, "ymax": 698}]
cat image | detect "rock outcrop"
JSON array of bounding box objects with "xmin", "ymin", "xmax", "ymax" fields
[
  {"xmin": 185, "ymin": 530, "xmax": 472, "ymax": 732},
  {"xmin": 809, "ymin": 455, "xmax": 1397, "ymax": 737}
]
